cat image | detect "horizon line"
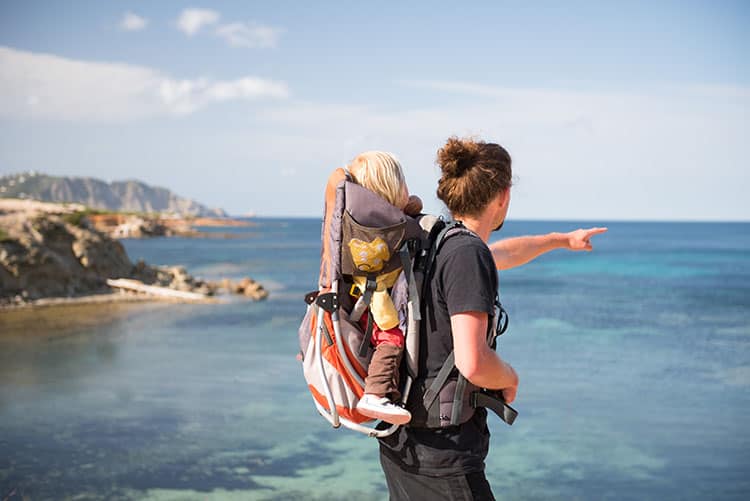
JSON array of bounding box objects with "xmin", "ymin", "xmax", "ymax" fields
[{"xmin": 234, "ymin": 215, "xmax": 750, "ymax": 224}]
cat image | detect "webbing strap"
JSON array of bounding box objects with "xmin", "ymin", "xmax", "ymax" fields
[
  {"xmin": 399, "ymin": 245, "xmax": 421, "ymax": 322},
  {"xmin": 423, "ymin": 222, "xmax": 458, "ymax": 292},
  {"xmin": 419, "ymin": 223, "xmax": 470, "ymax": 413},
  {"xmin": 450, "ymin": 375, "xmax": 468, "ymax": 425},
  {"xmin": 422, "ymin": 221, "xmax": 467, "ymax": 332},
  {"xmin": 490, "ymin": 299, "xmax": 509, "ymax": 348},
  {"xmin": 422, "ymin": 350, "xmax": 455, "ymax": 410},
  {"xmin": 471, "ymin": 390, "xmax": 518, "ymax": 426},
  {"xmin": 357, "ymin": 275, "xmax": 378, "ymax": 357},
  {"xmin": 359, "ymin": 313, "xmax": 375, "ymax": 357}
]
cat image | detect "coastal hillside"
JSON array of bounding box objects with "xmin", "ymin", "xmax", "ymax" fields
[
  {"xmin": 0, "ymin": 172, "xmax": 226, "ymax": 217},
  {"xmin": 0, "ymin": 199, "xmax": 267, "ymax": 305}
]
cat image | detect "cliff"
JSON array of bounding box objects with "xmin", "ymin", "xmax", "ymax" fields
[
  {"xmin": 0, "ymin": 171, "xmax": 226, "ymax": 217},
  {"xmin": 0, "ymin": 199, "xmax": 266, "ymax": 306}
]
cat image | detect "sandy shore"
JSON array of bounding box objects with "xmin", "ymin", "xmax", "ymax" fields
[
  {"xmin": 0, "ymin": 295, "xmax": 187, "ymax": 338},
  {"xmin": 0, "ymin": 289, "xmax": 226, "ymax": 312}
]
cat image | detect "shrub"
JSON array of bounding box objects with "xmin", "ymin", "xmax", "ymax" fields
[{"xmin": 62, "ymin": 211, "xmax": 87, "ymax": 227}]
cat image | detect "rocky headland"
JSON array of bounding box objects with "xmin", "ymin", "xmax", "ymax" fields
[
  {"xmin": 0, "ymin": 171, "xmax": 227, "ymax": 217},
  {"xmin": 0, "ymin": 199, "xmax": 267, "ymax": 308}
]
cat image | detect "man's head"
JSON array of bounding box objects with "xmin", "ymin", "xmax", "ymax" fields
[{"xmin": 436, "ymin": 136, "xmax": 512, "ymax": 226}]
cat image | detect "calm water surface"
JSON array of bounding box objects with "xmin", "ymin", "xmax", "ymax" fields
[{"xmin": 1, "ymin": 219, "xmax": 748, "ymax": 500}]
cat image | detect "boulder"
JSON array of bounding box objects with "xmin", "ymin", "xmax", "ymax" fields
[{"xmin": 237, "ymin": 277, "xmax": 269, "ymax": 300}]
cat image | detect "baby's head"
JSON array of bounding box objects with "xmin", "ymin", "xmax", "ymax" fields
[{"xmin": 348, "ymin": 151, "xmax": 409, "ymax": 210}]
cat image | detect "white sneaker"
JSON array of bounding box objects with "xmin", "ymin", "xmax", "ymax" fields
[{"xmin": 356, "ymin": 394, "xmax": 412, "ymax": 425}]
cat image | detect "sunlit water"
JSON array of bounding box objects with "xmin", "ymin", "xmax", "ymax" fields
[{"xmin": 1, "ymin": 219, "xmax": 748, "ymax": 500}]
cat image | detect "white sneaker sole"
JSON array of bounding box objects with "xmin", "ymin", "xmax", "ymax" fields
[{"xmin": 357, "ymin": 404, "xmax": 412, "ymax": 425}]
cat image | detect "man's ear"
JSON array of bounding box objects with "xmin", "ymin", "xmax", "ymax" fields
[{"xmin": 499, "ymin": 188, "xmax": 511, "ymax": 209}]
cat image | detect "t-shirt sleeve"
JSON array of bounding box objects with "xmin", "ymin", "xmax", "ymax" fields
[{"xmin": 439, "ymin": 239, "xmax": 497, "ymax": 317}]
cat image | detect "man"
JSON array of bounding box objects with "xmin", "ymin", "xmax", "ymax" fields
[{"xmin": 379, "ymin": 136, "xmax": 606, "ymax": 500}]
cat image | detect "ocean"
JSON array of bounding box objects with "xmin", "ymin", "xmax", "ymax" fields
[{"xmin": 0, "ymin": 219, "xmax": 748, "ymax": 500}]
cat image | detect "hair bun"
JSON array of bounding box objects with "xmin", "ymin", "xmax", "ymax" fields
[{"xmin": 437, "ymin": 137, "xmax": 479, "ymax": 177}]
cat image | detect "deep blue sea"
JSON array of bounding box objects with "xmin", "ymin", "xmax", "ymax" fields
[{"xmin": 1, "ymin": 219, "xmax": 748, "ymax": 500}]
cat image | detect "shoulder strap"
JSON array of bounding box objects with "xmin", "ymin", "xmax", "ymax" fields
[
  {"xmin": 421, "ymin": 221, "xmax": 474, "ymax": 333},
  {"xmin": 356, "ymin": 273, "xmax": 379, "ymax": 357},
  {"xmin": 420, "ymin": 220, "xmax": 462, "ymax": 293}
]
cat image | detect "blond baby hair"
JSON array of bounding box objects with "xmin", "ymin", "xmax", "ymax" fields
[{"xmin": 348, "ymin": 151, "xmax": 408, "ymax": 209}]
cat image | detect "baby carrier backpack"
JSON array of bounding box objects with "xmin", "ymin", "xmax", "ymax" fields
[{"xmin": 298, "ymin": 168, "xmax": 517, "ymax": 437}]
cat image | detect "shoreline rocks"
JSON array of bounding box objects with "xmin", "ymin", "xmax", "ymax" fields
[
  {"xmin": 77, "ymin": 211, "xmax": 254, "ymax": 239},
  {"xmin": 0, "ymin": 199, "xmax": 268, "ymax": 307}
]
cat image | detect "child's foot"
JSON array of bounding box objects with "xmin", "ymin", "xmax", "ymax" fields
[{"xmin": 357, "ymin": 394, "xmax": 412, "ymax": 425}]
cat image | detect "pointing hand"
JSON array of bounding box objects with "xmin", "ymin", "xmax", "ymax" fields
[{"xmin": 566, "ymin": 227, "xmax": 608, "ymax": 251}]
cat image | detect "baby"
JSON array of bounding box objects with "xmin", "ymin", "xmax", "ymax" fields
[{"xmin": 347, "ymin": 151, "xmax": 421, "ymax": 425}]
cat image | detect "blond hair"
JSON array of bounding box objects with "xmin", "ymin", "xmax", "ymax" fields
[{"xmin": 348, "ymin": 151, "xmax": 408, "ymax": 209}]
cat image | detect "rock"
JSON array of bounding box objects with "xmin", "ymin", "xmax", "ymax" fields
[
  {"xmin": 69, "ymin": 224, "xmax": 132, "ymax": 278},
  {"xmin": 237, "ymin": 277, "xmax": 268, "ymax": 300},
  {"xmin": 0, "ymin": 215, "xmax": 111, "ymax": 301},
  {"xmin": 0, "ymin": 199, "xmax": 269, "ymax": 305},
  {"xmin": 220, "ymin": 278, "xmax": 233, "ymax": 292}
]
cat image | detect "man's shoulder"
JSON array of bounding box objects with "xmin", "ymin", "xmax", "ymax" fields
[{"xmin": 439, "ymin": 230, "xmax": 491, "ymax": 259}]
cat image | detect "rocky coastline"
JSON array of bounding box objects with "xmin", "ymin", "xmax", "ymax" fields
[
  {"xmin": 85, "ymin": 211, "xmax": 255, "ymax": 239},
  {"xmin": 0, "ymin": 199, "xmax": 267, "ymax": 308}
]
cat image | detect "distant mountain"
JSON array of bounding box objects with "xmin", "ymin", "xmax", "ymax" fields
[{"xmin": 0, "ymin": 172, "xmax": 227, "ymax": 217}]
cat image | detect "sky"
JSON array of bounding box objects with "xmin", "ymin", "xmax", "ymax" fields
[{"xmin": 0, "ymin": 1, "xmax": 747, "ymax": 220}]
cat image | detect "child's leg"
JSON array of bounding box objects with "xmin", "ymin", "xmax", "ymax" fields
[
  {"xmin": 358, "ymin": 313, "xmax": 405, "ymax": 400},
  {"xmin": 357, "ymin": 320, "xmax": 411, "ymax": 425},
  {"xmin": 365, "ymin": 341, "xmax": 403, "ymax": 401}
]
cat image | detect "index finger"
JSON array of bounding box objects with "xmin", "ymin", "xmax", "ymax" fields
[{"xmin": 583, "ymin": 227, "xmax": 608, "ymax": 237}]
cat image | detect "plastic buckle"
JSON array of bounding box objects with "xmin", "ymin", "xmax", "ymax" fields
[
  {"xmin": 406, "ymin": 238, "xmax": 419, "ymax": 254},
  {"xmin": 349, "ymin": 283, "xmax": 362, "ymax": 298}
]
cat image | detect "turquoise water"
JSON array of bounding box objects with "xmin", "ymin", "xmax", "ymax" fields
[{"xmin": 1, "ymin": 219, "xmax": 748, "ymax": 500}]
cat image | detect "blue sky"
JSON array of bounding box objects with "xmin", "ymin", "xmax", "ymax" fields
[{"xmin": 0, "ymin": 1, "xmax": 747, "ymax": 219}]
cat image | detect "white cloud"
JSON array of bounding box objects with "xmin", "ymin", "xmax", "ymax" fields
[
  {"xmin": 254, "ymin": 81, "xmax": 749, "ymax": 220},
  {"xmin": 215, "ymin": 22, "xmax": 282, "ymax": 48},
  {"xmin": 175, "ymin": 8, "xmax": 281, "ymax": 48},
  {"xmin": 176, "ymin": 8, "xmax": 220, "ymax": 36},
  {"xmin": 160, "ymin": 77, "xmax": 289, "ymax": 115},
  {"xmin": 205, "ymin": 77, "xmax": 289, "ymax": 101},
  {"xmin": 0, "ymin": 46, "xmax": 289, "ymax": 121},
  {"xmin": 120, "ymin": 12, "xmax": 148, "ymax": 32}
]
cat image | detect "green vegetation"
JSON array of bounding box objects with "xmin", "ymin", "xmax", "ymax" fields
[
  {"xmin": 61, "ymin": 208, "xmax": 111, "ymax": 227},
  {"xmin": 61, "ymin": 204, "xmax": 157, "ymax": 217},
  {"xmin": 62, "ymin": 211, "xmax": 88, "ymax": 227},
  {"xmin": 61, "ymin": 207, "xmax": 161, "ymax": 227},
  {"xmin": 0, "ymin": 227, "xmax": 12, "ymax": 242}
]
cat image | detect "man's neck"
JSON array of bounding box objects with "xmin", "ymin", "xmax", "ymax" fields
[{"xmin": 453, "ymin": 214, "xmax": 491, "ymax": 242}]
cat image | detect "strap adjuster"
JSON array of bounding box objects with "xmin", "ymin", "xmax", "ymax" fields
[{"xmin": 349, "ymin": 283, "xmax": 362, "ymax": 298}]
